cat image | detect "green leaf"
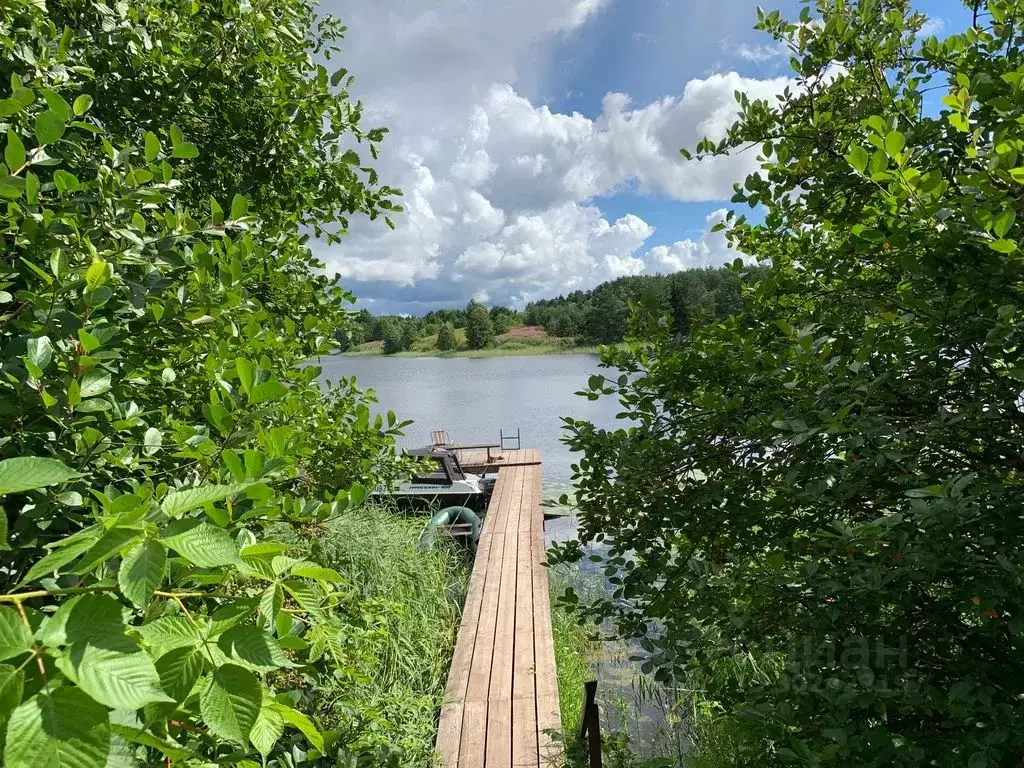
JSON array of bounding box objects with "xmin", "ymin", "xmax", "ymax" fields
[
  {"xmin": 25, "ymin": 171, "xmax": 38, "ymax": 204},
  {"xmin": 84, "ymin": 260, "xmax": 109, "ymax": 289},
  {"xmin": 208, "ymin": 602, "xmax": 255, "ymax": 638},
  {"xmin": 171, "ymin": 142, "xmax": 199, "ymax": 159},
  {"xmin": 0, "ymin": 175, "xmax": 24, "ymax": 199},
  {"xmin": 5, "ymin": 129, "xmax": 26, "ymax": 171},
  {"xmin": 349, "ymin": 481, "xmax": 366, "ymax": 506},
  {"xmin": 20, "ymin": 534, "xmax": 98, "ymax": 586},
  {"xmin": 200, "ymin": 664, "xmax": 261, "ymax": 744},
  {"xmin": 217, "ymin": 626, "xmax": 289, "ymax": 672},
  {"xmin": 143, "ymin": 427, "xmax": 162, "ymax": 456},
  {"xmin": 26, "ymin": 336, "xmax": 53, "ymax": 371},
  {"xmin": 77, "ymin": 328, "xmax": 100, "ymax": 353},
  {"xmin": 851, "ymin": 225, "xmax": 886, "ymax": 243},
  {"xmin": 79, "ymin": 369, "xmax": 111, "ymax": 398},
  {"xmin": 161, "ymin": 483, "xmax": 250, "ymax": 518},
  {"xmin": 223, "ymin": 450, "xmax": 246, "ymax": 482},
  {"xmin": 270, "ymin": 701, "xmax": 324, "ymax": 751},
  {"xmin": 235, "ymin": 358, "xmax": 255, "ymax": 395},
  {"xmin": 154, "ymin": 646, "xmax": 202, "ymax": 703},
  {"xmin": 73, "ymin": 526, "xmax": 139, "ymax": 574},
  {"xmin": 883, "ymin": 130, "xmax": 905, "ymax": 155},
  {"xmin": 57, "ymin": 645, "xmax": 172, "ymax": 710},
  {"xmin": 1011, "ymin": 167, "xmax": 1024, "ymax": 183},
  {"xmin": 34, "ymin": 111, "xmax": 65, "ymax": 145},
  {"xmin": 4, "ymin": 688, "xmax": 111, "ymax": 768},
  {"xmin": 162, "ymin": 522, "xmax": 241, "ymax": 567},
  {"xmin": 38, "ymin": 594, "xmax": 126, "ymax": 649},
  {"xmin": 42, "ymin": 91, "xmax": 70, "ymax": 123},
  {"xmin": 230, "ymin": 193, "xmax": 249, "ymax": 219},
  {"xmin": 988, "ymin": 238, "xmax": 1018, "ymax": 254},
  {"xmin": 134, "ymin": 616, "xmax": 200, "ymax": 657},
  {"xmin": 0, "ymin": 606, "xmax": 33, "ymax": 661},
  {"xmin": 118, "ymin": 540, "xmax": 167, "ymax": 607},
  {"xmin": 144, "ymin": 131, "xmax": 160, "ymax": 162},
  {"xmin": 993, "ymin": 208, "xmax": 1016, "ymax": 239},
  {"xmin": 72, "ymin": 94, "xmax": 93, "ymax": 116},
  {"xmin": 291, "ymin": 565, "xmax": 343, "ymax": 582},
  {"xmin": 110, "ymin": 723, "xmax": 190, "ymax": 761},
  {"xmin": 250, "ymin": 378, "xmax": 288, "ymax": 403},
  {"xmin": 0, "ymin": 457, "xmax": 81, "ymax": 496},
  {"xmin": 0, "ymin": 664, "xmax": 24, "ymax": 722},
  {"xmin": 249, "ymin": 700, "xmax": 284, "ymax": 757},
  {"xmin": 259, "ymin": 584, "xmax": 283, "ymax": 627},
  {"xmin": 845, "ymin": 145, "xmax": 868, "ymax": 173}
]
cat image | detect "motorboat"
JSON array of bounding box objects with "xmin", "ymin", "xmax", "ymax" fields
[{"xmin": 383, "ymin": 447, "xmax": 496, "ymax": 510}]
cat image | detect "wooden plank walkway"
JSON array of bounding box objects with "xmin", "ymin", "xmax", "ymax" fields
[
  {"xmin": 455, "ymin": 447, "xmax": 542, "ymax": 473},
  {"xmin": 436, "ymin": 457, "xmax": 562, "ymax": 767}
]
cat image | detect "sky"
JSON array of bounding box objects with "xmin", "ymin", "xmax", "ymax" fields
[{"xmin": 313, "ymin": 0, "xmax": 968, "ymax": 315}]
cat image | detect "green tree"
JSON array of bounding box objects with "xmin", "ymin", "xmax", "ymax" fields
[
  {"xmin": 465, "ymin": 301, "xmax": 495, "ymax": 349},
  {"xmin": 0, "ymin": 1, "xmax": 417, "ymax": 765},
  {"xmin": 401, "ymin": 321, "xmax": 421, "ymax": 350},
  {"xmin": 548, "ymin": 307, "xmax": 581, "ymax": 338},
  {"xmin": 583, "ymin": 290, "xmax": 629, "ymax": 343},
  {"xmin": 490, "ymin": 307, "xmax": 518, "ymax": 335},
  {"xmin": 553, "ymin": 1, "xmax": 1024, "ymax": 765},
  {"xmin": 380, "ymin": 318, "xmax": 404, "ymax": 354},
  {"xmin": 437, "ymin": 321, "xmax": 458, "ymax": 351}
]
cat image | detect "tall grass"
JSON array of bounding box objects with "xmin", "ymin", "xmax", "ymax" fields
[
  {"xmin": 550, "ymin": 565, "xmax": 599, "ymax": 767},
  {"xmin": 304, "ymin": 505, "xmax": 469, "ymax": 766},
  {"xmin": 548, "ymin": 554, "xmax": 779, "ymax": 768}
]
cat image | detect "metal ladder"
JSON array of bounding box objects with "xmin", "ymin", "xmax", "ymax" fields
[{"xmin": 499, "ymin": 427, "xmax": 521, "ymax": 451}]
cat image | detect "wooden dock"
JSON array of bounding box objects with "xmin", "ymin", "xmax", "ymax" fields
[{"xmin": 436, "ymin": 453, "xmax": 562, "ymax": 767}]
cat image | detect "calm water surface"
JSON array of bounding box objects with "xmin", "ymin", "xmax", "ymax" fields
[{"xmin": 318, "ymin": 353, "xmax": 621, "ymax": 488}]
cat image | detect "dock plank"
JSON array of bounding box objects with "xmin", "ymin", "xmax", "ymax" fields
[
  {"xmin": 436, "ymin": 454, "xmax": 561, "ymax": 768},
  {"xmin": 439, "ymin": 467, "xmax": 513, "ymax": 764}
]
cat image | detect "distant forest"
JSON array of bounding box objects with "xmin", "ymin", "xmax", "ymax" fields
[{"xmin": 340, "ymin": 264, "xmax": 761, "ymax": 353}]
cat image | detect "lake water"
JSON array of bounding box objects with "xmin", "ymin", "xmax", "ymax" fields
[{"xmin": 318, "ymin": 353, "xmax": 621, "ymax": 489}]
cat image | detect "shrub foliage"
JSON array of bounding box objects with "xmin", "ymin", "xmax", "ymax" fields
[
  {"xmin": 0, "ymin": 1, "xmax": 417, "ymax": 766},
  {"xmin": 554, "ymin": 1, "xmax": 1024, "ymax": 765}
]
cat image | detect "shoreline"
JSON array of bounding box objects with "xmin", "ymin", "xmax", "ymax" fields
[{"xmin": 338, "ymin": 343, "xmax": 602, "ymax": 359}]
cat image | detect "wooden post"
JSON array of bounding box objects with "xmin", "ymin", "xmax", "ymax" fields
[{"xmin": 579, "ymin": 680, "xmax": 602, "ymax": 768}]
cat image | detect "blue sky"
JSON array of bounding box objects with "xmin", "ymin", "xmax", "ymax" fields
[
  {"xmin": 539, "ymin": 0, "xmax": 971, "ymax": 257},
  {"xmin": 315, "ymin": 0, "xmax": 967, "ymax": 315}
]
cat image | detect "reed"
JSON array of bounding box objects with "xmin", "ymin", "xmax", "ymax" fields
[{"xmin": 306, "ymin": 505, "xmax": 469, "ymax": 766}]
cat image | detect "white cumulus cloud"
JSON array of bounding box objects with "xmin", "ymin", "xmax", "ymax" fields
[
  {"xmin": 643, "ymin": 209, "xmax": 738, "ymax": 274},
  {"xmin": 316, "ymin": 0, "xmax": 787, "ymax": 311}
]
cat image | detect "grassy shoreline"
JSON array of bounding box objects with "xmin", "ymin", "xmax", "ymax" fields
[
  {"xmin": 340, "ymin": 325, "xmax": 605, "ymax": 358},
  {"xmin": 340, "ymin": 342, "xmax": 602, "ymax": 358}
]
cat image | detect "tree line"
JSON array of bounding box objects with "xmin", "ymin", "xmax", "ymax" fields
[{"xmin": 339, "ymin": 265, "xmax": 754, "ymax": 353}]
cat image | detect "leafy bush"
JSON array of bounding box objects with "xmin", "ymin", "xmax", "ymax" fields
[
  {"xmin": 437, "ymin": 322, "xmax": 458, "ymax": 351},
  {"xmin": 465, "ymin": 300, "xmax": 494, "ymax": 349},
  {"xmin": 0, "ymin": 1, "xmax": 422, "ymax": 766},
  {"xmin": 554, "ymin": 1, "xmax": 1024, "ymax": 765}
]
